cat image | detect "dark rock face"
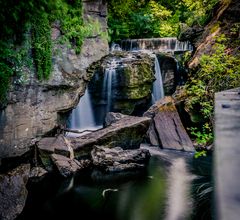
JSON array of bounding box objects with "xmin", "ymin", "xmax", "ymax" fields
[
  {"xmin": 0, "ymin": 164, "xmax": 30, "ymax": 220},
  {"xmin": 91, "ymin": 146, "xmax": 150, "ymax": 172},
  {"xmin": 145, "ymin": 97, "xmax": 194, "ymax": 152},
  {"xmin": 0, "ymin": 0, "xmax": 109, "ymax": 160},
  {"xmin": 188, "ymin": 0, "xmax": 240, "ymax": 68},
  {"xmin": 159, "ymin": 55, "xmax": 177, "ymax": 95},
  {"xmin": 69, "ymin": 115, "xmax": 151, "ymax": 158}
]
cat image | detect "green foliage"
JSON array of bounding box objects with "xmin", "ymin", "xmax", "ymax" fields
[
  {"xmin": 108, "ymin": 0, "xmax": 219, "ymax": 41},
  {"xmin": 185, "ymin": 34, "xmax": 240, "ymax": 146},
  {"xmin": 190, "ymin": 123, "xmax": 213, "ymax": 146},
  {"xmin": 32, "ymin": 14, "xmax": 52, "ymax": 80},
  {"xmin": 194, "ymin": 150, "xmax": 207, "ymax": 158},
  {"xmin": 181, "ymin": 0, "xmax": 219, "ymax": 26},
  {"xmin": 0, "ymin": 0, "xmax": 105, "ymax": 104}
]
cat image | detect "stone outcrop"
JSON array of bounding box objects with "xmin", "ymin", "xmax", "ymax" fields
[
  {"xmin": 184, "ymin": 0, "xmax": 240, "ymax": 68},
  {"xmin": 91, "ymin": 146, "xmax": 150, "ymax": 172},
  {"xmin": 144, "ymin": 96, "xmax": 194, "ymax": 152},
  {"xmin": 0, "ymin": 0, "xmax": 109, "ymax": 160},
  {"xmin": 69, "ymin": 114, "xmax": 151, "ymax": 158},
  {"xmin": 88, "ymin": 51, "xmax": 155, "ymax": 114},
  {"xmin": 0, "ymin": 164, "xmax": 30, "ymax": 220}
]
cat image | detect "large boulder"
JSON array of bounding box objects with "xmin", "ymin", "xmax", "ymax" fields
[
  {"xmin": 91, "ymin": 146, "xmax": 150, "ymax": 172},
  {"xmin": 88, "ymin": 51, "xmax": 155, "ymax": 115},
  {"xmin": 144, "ymin": 96, "xmax": 194, "ymax": 152},
  {"xmin": 69, "ymin": 115, "xmax": 151, "ymax": 158},
  {"xmin": 0, "ymin": 164, "xmax": 30, "ymax": 220}
]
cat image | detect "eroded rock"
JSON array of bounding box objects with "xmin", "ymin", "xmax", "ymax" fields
[
  {"xmin": 0, "ymin": 164, "xmax": 30, "ymax": 220},
  {"xmin": 91, "ymin": 146, "xmax": 150, "ymax": 172}
]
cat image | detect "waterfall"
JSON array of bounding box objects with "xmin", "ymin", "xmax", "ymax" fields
[
  {"xmin": 152, "ymin": 54, "xmax": 164, "ymax": 103},
  {"xmin": 121, "ymin": 37, "xmax": 193, "ymax": 52},
  {"xmin": 102, "ymin": 59, "xmax": 118, "ymax": 112},
  {"xmin": 69, "ymin": 88, "xmax": 96, "ymax": 131}
]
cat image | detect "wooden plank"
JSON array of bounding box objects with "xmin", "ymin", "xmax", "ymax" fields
[{"xmin": 215, "ymin": 87, "xmax": 240, "ymax": 220}]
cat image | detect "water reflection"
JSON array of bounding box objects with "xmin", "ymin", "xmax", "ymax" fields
[{"xmin": 17, "ymin": 150, "xmax": 212, "ymax": 220}]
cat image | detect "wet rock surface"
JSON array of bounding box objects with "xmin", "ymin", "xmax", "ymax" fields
[
  {"xmin": 91, "ymin": 146, "xmax": 150, "ymax": 172},
  {"xmin": 0, "ymin": 164, "xmax": 30, "ymax": 220}
]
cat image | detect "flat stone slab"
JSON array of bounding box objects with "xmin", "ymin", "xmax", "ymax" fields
[
  {"xmin": 68, "ymin": 115, "xmax": 151, "ymax": 157},
  {"xmin": 145, "ymin": 97, "xmax": 194, "ymax": 151},
  {"xmin": 215, "ymin": 88, "xmax": 240, "ymax": 220}
]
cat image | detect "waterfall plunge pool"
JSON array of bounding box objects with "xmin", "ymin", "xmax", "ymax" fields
[{"xmin": 17, "ymin": 146, "xmax": 212, "ymax": 220}]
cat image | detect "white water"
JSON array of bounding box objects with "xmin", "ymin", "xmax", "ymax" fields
[
  {"xmin": 121, "ymin": 37, "xmax": 193, "ymax": 52},
  {"xmin": 69, "ymin": 88, "xmax": 96, "ymax": 131},
  {"xmin": 152, "ymin": 54, "xmax": 164, "ymax": 103},
  {"xmin": 102, "ymin": 59, "xmax": 118, "ymax": 112}
]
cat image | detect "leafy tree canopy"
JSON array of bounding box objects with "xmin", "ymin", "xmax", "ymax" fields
[{"xmin": 108, "ymin": 0, "xmax": 219, "ymax": 41}]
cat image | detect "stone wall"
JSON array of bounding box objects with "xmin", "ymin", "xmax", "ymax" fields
[{"xmin": 0, "ymin": 0, "xmax": 109, "ymax": 160}]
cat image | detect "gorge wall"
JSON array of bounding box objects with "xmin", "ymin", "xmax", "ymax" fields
[
  {"xmin": 0, "ymin": 0, "xmax": 109, "ymax": 160},
  {"xmin": 180, "ymin": 0, "xmax": 240, "ymax": 68}
]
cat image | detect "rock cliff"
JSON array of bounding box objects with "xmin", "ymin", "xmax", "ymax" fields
[
  {"xmin": 185, "ymin": 0, "xmax": 240, "ymax": 68},
  {"xmin": 0, "ymin": 0, "xmax": 109, "ymax": 160}
]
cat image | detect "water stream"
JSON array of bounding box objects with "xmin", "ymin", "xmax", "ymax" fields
[
  {"xmin": 68, "ymin": 88, "xmax": 97, "ymax": 132},
  {"xmin": 102, "ymin": 59, "xmax": 118, "ymax": 112},
  {"xmin": 151, "ymin": 54, "xmax": 164, "ymax": 103}
]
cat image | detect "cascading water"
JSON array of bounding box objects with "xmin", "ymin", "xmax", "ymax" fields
[
  {"xmin": 69, "ymin": 88, "xmax": 96, "ymax": 131},
  {"xmin": 102, "ymin": 58, "xmax": 118, "ymax": 112},
  {"xmin": 151, "ymin": 54, "xmax": 164, "ymax": 103},
  {"xmin": 121, "ymin": 37, "xmax": 193, "ymax": 52}
]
